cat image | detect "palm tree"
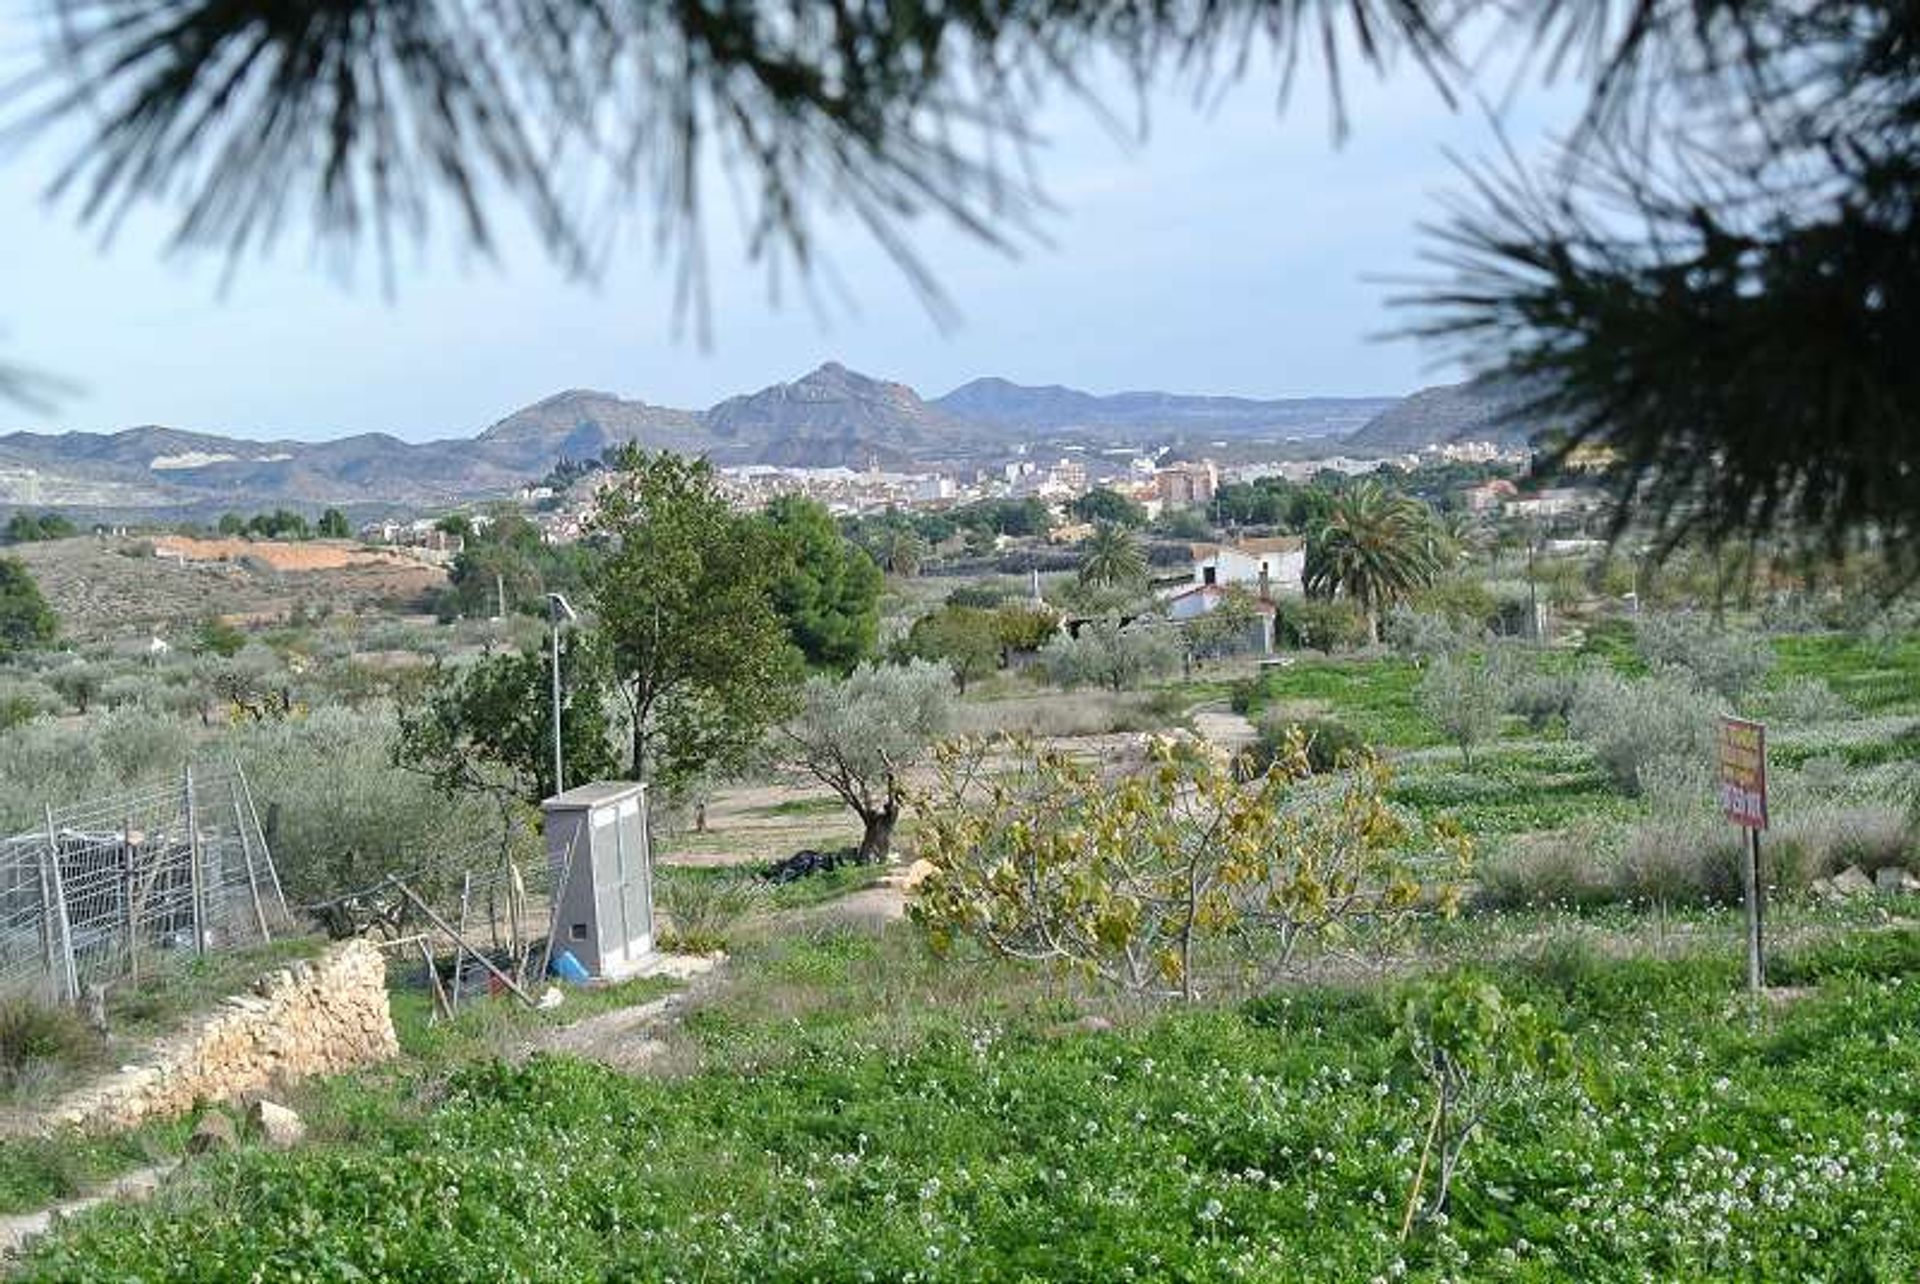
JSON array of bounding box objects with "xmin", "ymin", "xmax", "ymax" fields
[
  {"xmin": 1304, "ymin": 482, "xmax": 1445, "ymax": 643},
  {"xmin": 1077, "ymin": 522, "xmax": 1147, "ymax": 590},
  {"xmin": 875, "ymin": 527, "xmax": 929, "ymax": 578}
]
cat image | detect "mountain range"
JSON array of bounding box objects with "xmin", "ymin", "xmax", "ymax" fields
[{"xmin": 0, "ymin": 363, "xmax": 1523, "ymax": 514}]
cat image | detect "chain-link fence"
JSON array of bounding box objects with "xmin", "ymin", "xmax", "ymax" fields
[{"xmin": 0, "ymin": 764, "xmax": 289, "ymax": 1004}]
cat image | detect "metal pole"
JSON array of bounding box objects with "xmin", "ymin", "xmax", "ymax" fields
[
  {"xmin": 550, "ymin": 619, "xmax": 564, "ymax": 796},
  {"xmin": 386, "ymin": 877, "xmax": 537, "ymax": 1007},
  {"xmin": 452, "ymin": 872, "xmax": 473, "ymax": 1015},
  {"xmin": 41, "ymin": 804, "xmax": 77, "ymax": 1003},
  {"xmin": 122, "ymin": 817, "xmax": 139, "ymax": 984},
  {"xmin": 231, "ymin": 780, "xmax": 272, "ymax": 943},
  {"xmin": 184, "ymin": 765, "xmax": 206, "ymax": 957},
  {"xmin": 1743, "ymin": 828, "xmax": 1766, "ymax": 993},
  {"xmin": 235, "ymin": 763, "xmax": 290, "ymax": 919}
]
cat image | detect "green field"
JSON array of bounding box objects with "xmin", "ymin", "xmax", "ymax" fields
[{"xmin": 18, "ymin": 924, "xmax": 1920, "ymax": 1282}]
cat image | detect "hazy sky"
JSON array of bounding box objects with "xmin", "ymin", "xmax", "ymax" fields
[{"xmin": 0, "ymin": 20, "xmax": 1583, "ymax": 442}]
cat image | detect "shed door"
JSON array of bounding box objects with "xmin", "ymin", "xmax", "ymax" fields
[{"xmin": 609, "ymin": 796, "xmax": 652, "ymax": 960}]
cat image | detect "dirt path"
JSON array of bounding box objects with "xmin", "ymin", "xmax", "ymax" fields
[
  {"xmin": 520, "ymin": 955, "xmax": 727, "ymax": 1073},
  {"xmin": 1191, "ymin": 705, "xmax": 1258, "ymax": 754},
  {"xmin": 0, "ymin": 1162, "xmax": 177, "ymax": 1262}
]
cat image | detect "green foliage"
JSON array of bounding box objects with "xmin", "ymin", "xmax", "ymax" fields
[
  {"xmin": 396, "ymin": 640, "xmax": 618, "ymax": 805},
  {"xmin": 1636, "ymin": 612, "xmax": 1774, "ymax": 702},
  {"xmin": 1233, "ymin": 657, "xmax": 1435, "ymax": 748},
  {"xmin": 1039, "ymin": 618, "xmax": 1181, "ymax": 692},
  {"xmin": 1246, "ymin": 714, "xmax": 1363, "ymax": 775},
  {"xmin": 589, "ymin": 448, "xmax": 800, "ymax": 788},
  {"xmin": 1304, "ymin": 482, "xmax": 1446, "ymax": 642},
  {"xmin": 192, "ymin": 613, "xmax": 246, "ymax": 658},
  {"xmin": 654, "ymin": 866, "xmax": 767, "ymax": 954},
  {"xmin": 1277, "ymin": 598, "xmax": 1370, "ymax": 653},
  {"xmin": 1075, "ymin": 521, "xmax": 1147, "ymax": 591},
  {"xmin": 904, "ymin": 605, "xmax": 1000, "ymax": 694},
  {"xmin": 0, "ymin": 556, "xmax": 57, "ymax": 656},
  {"xmin": 1184, "ymin": 585, "xmax": 1265, "ymax": 659},
  {"xmin": 759, "ymin": 495, "xmax": 883, "ymax": 673},
  {"xmin": 1416, "ymin": 651, "xmax": 1509, "ymax": 766},
  {"xmin": 990, "ymin": 603, "xmax": 1059, "ymax": 655},
  {"xmin": 25, "ymin": 930, "xmax": 1920, "ymax": 1280},
  {"xmin": 779, "ymin": 660, "xmax": 953, "ymax": 860},
  {"xmin": 0, "ymin": 998, "xmax": 98, "ymax": 1089},
  {"xmin": 1568, "ymin": 667, "xmax": 1719, "ymax": 795},
  {"xmin": 1068, "ymin": 487, "xmax": 1146, "ymax": 527},
  {"xmin": 315, "ymin": 507, "xmax": 351, "ymax": 538},
  {"xmin": 3, "ymin": 512, "xmax": 77, "ymax": 543},
  {"xmin": 1396, "ymin": 974, "xmax": 1571, "ymax": 1233},
  {"xmin": 915, "ymin": 735, "xmax": 1463, "ymax": 999}
]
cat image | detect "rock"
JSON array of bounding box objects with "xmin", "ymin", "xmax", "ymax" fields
[
  {"xmin": 188, "ymin": 1111, "xmax": 238, "ymax": 1154},
  {"xmin": 1875, "ymin": 866, "xmax": 1920, "ymax": 895},
  {"xmin": 250, "ymin": 1100, "xmax": 305, "ymax": 1149},
  {"xmin": 1831, "ymin": 865, "xmax": 1875, "ymax": 897},
  {"xmin": 1074, "ymin": 1015, "xmax": 1114, "ymax": 1034}
]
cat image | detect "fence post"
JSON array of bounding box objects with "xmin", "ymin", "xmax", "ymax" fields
[
  {"xmin": 122, "ymin": 817, "xmax": 139, "ymax": 984},
  {"xmin": 183, "ymin": 765, "xmax": 206, "ymax": 957},
  {"xmin": 235, "ymin": 763, "xmax": 290, "ymax": 919},
  {"xmin": 452, "ymin": 872, "xmax": 473, "ymax": 1015},
  {"xmin": 230, "ymin": 780, "xmax": 272, "ymax": 943},
  {"xmin": 40, "ymin": 804, "xmax": 78, "ymax": 1004}
]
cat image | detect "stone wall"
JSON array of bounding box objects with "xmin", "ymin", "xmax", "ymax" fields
[{"xmin": 54, "ymin": 938, "xmax": 398, "ymax": 1133}]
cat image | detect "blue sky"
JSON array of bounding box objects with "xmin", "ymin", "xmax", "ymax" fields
[{"xmin": 0, "ymin": 20, "xmax": 1583, "ymax": 442}]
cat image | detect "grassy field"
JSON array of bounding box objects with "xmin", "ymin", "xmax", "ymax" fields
[{"xmin": 16, "ymin": 915, "xmax": 1920, "ymax": 1281}]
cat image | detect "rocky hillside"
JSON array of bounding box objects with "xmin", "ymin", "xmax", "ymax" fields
[
  {"xmin": 0, "ymin": 363, "xmax": 1429, "ymax": 512},
  {"xmin": 1342, "ymin": 379, "xmax": 1540, "ymax": 453}
]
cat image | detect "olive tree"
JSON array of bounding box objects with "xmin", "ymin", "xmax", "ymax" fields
[
  {"xmin": 1040, "ymin": 618, "xmax": 1181, "ymax": 692},
  {"xmin": 779, "ymin": 660, "xmax": 953, "ymax": 863},
  {"xmin": 1416, "ymin": 651, "xmax": 1509, "ymax": 767}
]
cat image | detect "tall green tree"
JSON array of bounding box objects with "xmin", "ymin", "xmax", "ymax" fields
[
  {"xmin": 316, "ymin": 507, "xmax": 351, "ymax": 538},
  {"xmin": 872, "ymin": 525, "xmax": 930, "ymax": 577},
  {"xmin": 905, "ymin": 605, "xmax": 1000, "ymax": 695},
  {"xmin": 1077, "ymin": 522, "xmax": 1148, "ymax": 591},
  {"xmin": 759, "ymin": 495, "xmax": 883, "ymax": 673},
  {"xmin": 1304, "ymin": 482, "xmax": 1445, "ymax": 644},
  {"xmin": 397, "ymin": 640, "xmax": 617, "ymax": 807},
  {"xmin": 1069, "ymin": 488, "xmax": 1147, "ymax": 528},
  {"xmin": 588, "ymin": 448, "xmax": 799, "ymax": 788},
  {"xmin": 0, "ymin": 557, "xmax": 56, "ymax": 657}
]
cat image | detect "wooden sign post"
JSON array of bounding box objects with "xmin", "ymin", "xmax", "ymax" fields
[{"xmin": 1719, "ymin": 717, "xmax": 1769, "ymax": 992}]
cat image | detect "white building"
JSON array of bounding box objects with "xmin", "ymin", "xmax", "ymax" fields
[{"xmin": 1187, "ymin": 536, "xmax": 1306, "ymax": 595}]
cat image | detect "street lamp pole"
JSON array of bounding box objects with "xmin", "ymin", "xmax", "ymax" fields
[{"xmin": 546, "ymin": 593, "xmax": 578, "ymax": 796}]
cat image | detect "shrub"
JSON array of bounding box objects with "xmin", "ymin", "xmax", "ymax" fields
[
  {"xmin": 1039, "ymin": 619, "xmax": 1180, "ymax": 692},
  {"xmin": 1416, "ymin": 651, "xmax": 1507, "ymax": 766},
  {"xmin": 1505, "ymin": 667, "xmax": 1579, "ymax": 731},
  {"xmin": 1382, "ymin": 607, "xmax": 1468, "ymax": 659},
  {"xmin": 1568, "ymin": 668, "xmax": 1719, "ymax": 795},
  {"xmin": 1636, "ymin": 612, "xmax": 1774, "ymax": 701},
  {"xmin": 1278, "ymin": 599, "xmax": 1369, "ymax": 653},
  {"xmin": 1246, "ymin": 714, "xmax": 1363, "ymax": 775},
  {"xmin": 0, "ymin": 677, "xmax": 61, "ymax": 730},
  {"xmin": 1477, "ymin": 828, "xmax": 1617, "ymax": 909},
  {"xmin": 654, "ymin": 868, "xmax": 766, "ymax": 953},
  {"xmin": 0, "ymin": 999, "xmax": 98, "ymax": 1089},
  {"xmin": 1758, "ymin": 676, "xmax": 1854, "ymax": 725}
]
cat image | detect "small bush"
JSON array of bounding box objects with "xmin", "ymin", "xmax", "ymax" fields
[
  {"xmin": 1505, "ymin": 668, "xmax": 1579, "ymax": 731},
  {"xmin": 1758, "ymin": 676, "xmax": 1854, "ymax": 725},
  {"xmin": 1245, "ymin": 714, "xmax": 1363, "ymax": 775},
  {"xmin": 1636, "ymin": 612, "xmax": 1773, "ymax": 701},
  {"xmin": 1278, "ymin": 599, "xmax": 1370, "ymax": 653},
  {"xmin": 1478, "ymin": 829, "xmax": 1617, "ymax": 909},
  {"xmin": 0, "ymin": 999, "xmax": 98, "ymax": 1089},
  {"xmin": 1569, "ymin": 668, "xmax": 1719, "ymax": 795},
  {"xmin": 655, "ymin": 869, "xmax": 766, "ymax": 953}
]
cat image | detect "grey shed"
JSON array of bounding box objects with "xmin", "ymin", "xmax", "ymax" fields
[{"xmin": 541, "ymin": 781, "xmax": 655, "ymax": 980}]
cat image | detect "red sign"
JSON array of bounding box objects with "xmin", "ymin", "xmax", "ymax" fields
[{"xmin": 1719, "ymin": 717, "xmax": 1768, "ymax": 830}]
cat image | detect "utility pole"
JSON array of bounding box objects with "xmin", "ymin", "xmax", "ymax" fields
[{"xmin": 546, "ymin": 594, "xmax": 579, "ymax": 796}]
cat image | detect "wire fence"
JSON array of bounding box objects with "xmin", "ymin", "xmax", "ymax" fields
[{"xmin": 0, "ymin": 763, "xmax": 289, "ymax": 1005}]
